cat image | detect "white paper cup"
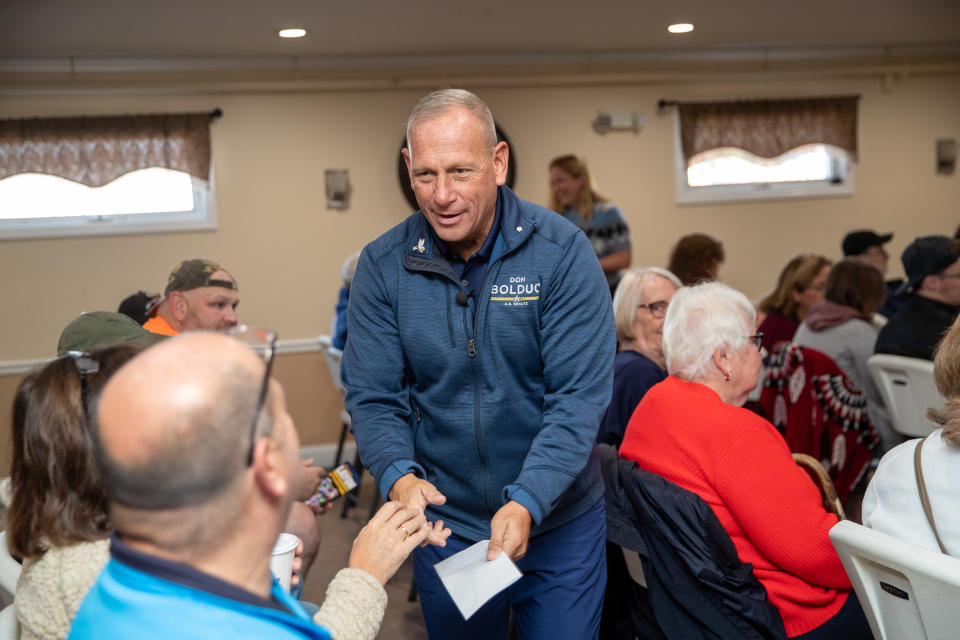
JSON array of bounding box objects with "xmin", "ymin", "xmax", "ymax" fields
[{"xmin": 270, "ymin": 532, "xmax": 299, "ymax": 592}]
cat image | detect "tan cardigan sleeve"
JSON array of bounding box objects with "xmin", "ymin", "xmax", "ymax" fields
[{"xmin": 313, "ymin": 568, "xmax": 387, "ymax": 640}]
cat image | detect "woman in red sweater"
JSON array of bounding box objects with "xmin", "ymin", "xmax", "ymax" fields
[{"xmin": 619, "ymin": 282, "xmax": 871, "ymax": 639}]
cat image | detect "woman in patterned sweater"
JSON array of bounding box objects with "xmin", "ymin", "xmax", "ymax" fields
[{"xmin": 549, "ymin": 154, "xmax": 632, "ymax": 294}]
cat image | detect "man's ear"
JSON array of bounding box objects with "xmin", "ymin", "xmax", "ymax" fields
[
  {"xmin": 169, "ymin": 291, "xmax": 188, "ymax": 323},
  {"xmin": 252, "ymin": 436, "xmax": 288, "ymax": 501},
  {"xmin": 402, "ymin": 147, "xmax": 413, "ymax": 182},
  {"xmin": 492, "ymin": 141, "xmax": 509, "ymax": 186}
]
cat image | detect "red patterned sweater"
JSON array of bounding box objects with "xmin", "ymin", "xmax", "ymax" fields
[{"xmin": 620, "ymin": 376, "xmax": 850, "ymax": 637}]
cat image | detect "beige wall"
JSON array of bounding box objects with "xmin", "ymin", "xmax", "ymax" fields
[{"xmin": 1, "ymin": 70, "xmax": 958, "ymax": 457}]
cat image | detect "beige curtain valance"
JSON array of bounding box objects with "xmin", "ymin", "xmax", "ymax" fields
[
  {"xmin": 0, "ymin": 112, "xmax": 216, "ymax": 187},
  {"xmin": 677, "ymin": 96, "xmax": 859, "ymax": 164}
]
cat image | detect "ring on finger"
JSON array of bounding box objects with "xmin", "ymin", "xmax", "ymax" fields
[{"xmin": 400, "ymin": 525, "xmax": 410, "ymax": 539}]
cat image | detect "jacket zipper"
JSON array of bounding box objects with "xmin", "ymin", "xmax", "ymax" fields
[{"xmin": 462, "ymin": 305, "xmax": 491, "ymax": 515}]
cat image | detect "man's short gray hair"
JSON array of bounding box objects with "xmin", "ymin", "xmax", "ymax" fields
[
  {"xmin": 662, "ymin": 282, "xmax": 757, "ymax": 381},
  {"xmin": 612, "ymin": 267, "xmax": 682, "ymax": 344},
  {"xmin": 406, "ymin": 88, "xmax": 497, "ymax": 154}
]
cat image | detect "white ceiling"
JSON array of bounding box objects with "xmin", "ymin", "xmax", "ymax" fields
[{"xmin": 2, "ymin": 0, "xmax": 959, "ymax": 60}]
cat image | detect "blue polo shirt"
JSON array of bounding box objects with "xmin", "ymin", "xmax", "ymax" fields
[
  {"xmin": 68, "ymin": 534, "xmax": 330, "ymax": 640},
  {"xmin": 432, "ymin": 195, "xmax": 502, "ymax": 311}
]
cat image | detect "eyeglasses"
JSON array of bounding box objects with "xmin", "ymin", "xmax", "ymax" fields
[
  {"xmin": 638, "ymin": 300, "xmax": 670, "ymax": 319},
  {"xmin": 938, "ymin": 272, "xmax": 960, "ymax": 280},
  {"xmin": 225, "ymin": 325, "xmax": 277, "ymax": 466},
  {"xmin": 744, "ymin": 333, "xmax": 764, "ymax": 352},
  {"xmin": 67, "ymin": 350, "xmax": 100, "ymax": 416}
]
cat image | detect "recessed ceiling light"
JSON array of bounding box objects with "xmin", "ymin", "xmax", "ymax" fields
[
  {"xmin": 278, "ymin": 28, "xmax": 307, "ymax": 39},
  {"xmin": 668, "ymin": 23, "xmax": 694, "ymax": 34}
]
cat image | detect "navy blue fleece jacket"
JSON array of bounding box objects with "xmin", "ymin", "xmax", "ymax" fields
[{"xmin": 342, "ymin": 186, "xmax": 615, "ymax": 541}]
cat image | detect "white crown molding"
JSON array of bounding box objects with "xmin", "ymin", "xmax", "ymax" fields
[{"xmin": 2, "ymin": 42, "xmax": 958, "ymax": 76}]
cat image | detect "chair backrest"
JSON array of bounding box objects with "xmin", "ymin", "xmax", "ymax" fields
[
  {"xmin": 0, "ymin": 605, "xmax": 17, "ymax": 640},
  {"xmin": 830, "ymin": 520, "xmax": 960, "ymax": 640},
  {"xmin": 867, "ymin": 354, "xmax": 941, "ymax": 438},
  {"xmin": 792, "ymin": 453, "xmax": 845, "ymax": 520},
  {"xmin": 0, "ymin": 532, "xmax": 21, "ymax": 598},
  {"xmin": 761, "ymin": 344, "xmax": 879, "ymax": 502},
  {"xmin": 317, "ymin": 335, "xmax": 345, "ymax": 394},
  {"xmin": 0, "ymin": 531, "xmax": 20, "ymax": 640}
]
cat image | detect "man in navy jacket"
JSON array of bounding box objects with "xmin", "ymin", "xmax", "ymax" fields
[{"xmin": 342, "ymin": 89, "xmax": 616, "ymax": 638}]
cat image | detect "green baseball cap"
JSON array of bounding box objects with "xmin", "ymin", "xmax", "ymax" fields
[{"xmin": 57, "ymin": 311, "xmax": 167, "ymax": 357}]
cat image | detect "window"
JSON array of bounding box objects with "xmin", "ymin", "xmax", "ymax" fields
[
  {"xmin": 0, "ymin": 168, "xmax": 215, "ymax": 239},
  {"xmin": 0, "ymin": 111, "xmax": 217, "ymax": 239},
  {"xmin": 670, "ymin": 96, "xmax": 858, "ymax": 204},
  {"xmin": 678, "ymin": 141, "xmax": 854, "ymax": 204}
]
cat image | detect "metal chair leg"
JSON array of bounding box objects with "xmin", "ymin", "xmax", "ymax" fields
[
  {"xmin": 340, "ymin": 450, "xmax": 363, "ymax": 518},
  {"xmin": 333, "ymin": 420, "xmax": 348, "ymax": 467}
]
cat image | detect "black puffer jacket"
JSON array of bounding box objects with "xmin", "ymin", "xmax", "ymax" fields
[{"xmin": 599, "ymin": 444, "xmax": 787, "ymax": 640}]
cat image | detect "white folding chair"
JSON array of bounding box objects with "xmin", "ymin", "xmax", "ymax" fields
[
  {"xmin": 830, "ymin": 520, "xmax": 960, "ymax": 639},
  {"xmin": 867, "ymin": 354, "xmax": 942, "ymax": 438},
  {"xmin": 0, "ymin": 532, "xmax": 21, "ymax": 640},
  {"xmin": 317, "ymin": 335, "xmax": 352, "ymax": 466}
]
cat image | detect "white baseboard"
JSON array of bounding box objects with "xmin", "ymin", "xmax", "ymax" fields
[{"xmin": 299, "ymin": 442, "xmax": 357, "ymax": 468}]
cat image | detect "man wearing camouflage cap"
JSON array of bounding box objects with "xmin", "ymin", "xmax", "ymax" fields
[{"xmin": 144, "ymin": 258, "xmax": 239, "ymax": 335}]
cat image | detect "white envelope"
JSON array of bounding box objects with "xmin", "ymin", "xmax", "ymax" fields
[{"xmin": 433, "ymin": 540, "xmax": 523, "ymax": 620}]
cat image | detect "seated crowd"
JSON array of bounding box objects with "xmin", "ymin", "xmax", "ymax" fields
[{"xmin": 5, "ymin": 224, "xmax": 958, "ymax": 640}]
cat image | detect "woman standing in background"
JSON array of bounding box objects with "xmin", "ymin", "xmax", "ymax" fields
[{"xmin": 549, "ymin": 154, "xmax": 632, "ymax": 294}]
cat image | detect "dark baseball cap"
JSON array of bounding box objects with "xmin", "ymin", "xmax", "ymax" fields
[
  {"xmin": 898, "ymin": 235, "xmax": 960, "ymax": 294},
  {"xmin": 842, "ymin": 230, "xmax": 893, "ymax": 257},
  {"xmin": 117, "ymin": 290, "xmax": 161, "ymax": 325},
  {"xmin": 57, "ymin": 311, "xmax": 167, "ymax": 357},
  {"xmin": 164, "ymin": 258, "xmax": 237, "ymax": 296}
]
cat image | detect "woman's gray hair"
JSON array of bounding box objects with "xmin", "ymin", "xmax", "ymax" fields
[
  {"xmin": 663, "ymin": 281, "xmax": 757, "ymax": 381},
  {"xmin": 613, "ymin": 267, "xmax": 682, "ymax": 345},
  {"xmin": 406, "ymin": 88, "xmax": 497, "ymax": 153}
]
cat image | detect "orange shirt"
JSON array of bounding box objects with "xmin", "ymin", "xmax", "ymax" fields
[
  {"xmin": 143, "ymin": 315, "xmax": 179, "ymax": 337},
  {"xmin": 620, "ymin": 376, "xmax": 849, "ymax": 637}
]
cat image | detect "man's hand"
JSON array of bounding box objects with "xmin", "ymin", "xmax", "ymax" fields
[
  {"xmin": 296, "ymin": 458, "xmax": 326, "ymax": 502},
  {"xmin": 487, "ymin": 500, "xmax": 532, "ymax": 562},
  {"xmin": 389, "ymin": 473, "xmax": 450, "ymax": 546},
  {"xmin": 290, "ymin": 537, "xmax": 304, "ymax": 587}
]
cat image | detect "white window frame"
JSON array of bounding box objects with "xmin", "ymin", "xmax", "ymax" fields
[
  {"xmin": 0, "ymin": 169, "xmax": 217, "ymax": 241},
  {"xmin": 672, "ymin": 113, "xmax": 855, "ymax": 205}
]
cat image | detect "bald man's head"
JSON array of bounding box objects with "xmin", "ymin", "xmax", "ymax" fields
[{"xmin": 95, "ymin": 333, "xmax": 270, "ymax": 511}]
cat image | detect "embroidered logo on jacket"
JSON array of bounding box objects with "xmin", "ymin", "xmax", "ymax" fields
[
  {"xmin": 413, "ymin": 238, "xmax": 426, "ymax": 253},
  {"xmin": 490, "ymin": 275, "xmax": 540, "ymax": 306}
]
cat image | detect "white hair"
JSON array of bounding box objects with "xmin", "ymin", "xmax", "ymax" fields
[
  {"xmin": 406, "ymin": 88, "xmax": 497, "ymax": 154},
  {"xmin": 612, "ymin": 267, "xmax": 682, "ymax": 345},
  {"xmin": 662, "ymin": 281, "xmax": 757, "ymax": 381}
]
